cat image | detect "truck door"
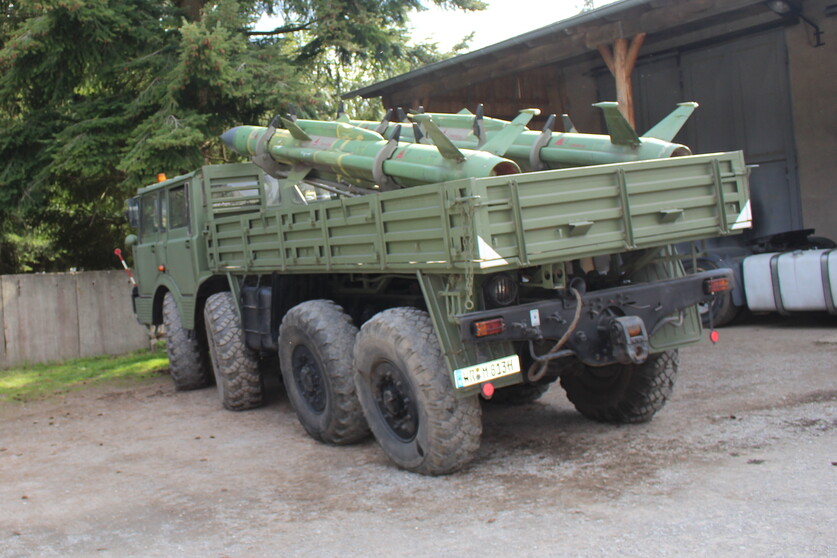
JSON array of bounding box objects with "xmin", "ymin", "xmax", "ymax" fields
[
  {"xmin": 134, "ymin": 191, "xmax": 164, "ymax": 296},
  {"xmin": 164, "ymin": 182, "xmax": 199, "ymax": 296}
]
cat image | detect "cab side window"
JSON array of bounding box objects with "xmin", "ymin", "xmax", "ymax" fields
[
  {"xmin": 169, "ymin": 185, "xmax": 189, "ymax": 230},
  {"xmin": 140, "ymin": 194, "xmax": 156, "ymax": 240},
  {"xmin": 158, "ymin": 190, "xmax": 168, "ymax": 232}
]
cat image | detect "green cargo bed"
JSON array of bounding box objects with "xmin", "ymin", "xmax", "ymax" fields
[{"xmin": 205, "ymin": 151, "xmax": 749, "ymax": 274}]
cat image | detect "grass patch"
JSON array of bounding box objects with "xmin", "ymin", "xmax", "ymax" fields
[{"xmin": 0, "ymin": 347, "xmax": 170, "ymax": 403}]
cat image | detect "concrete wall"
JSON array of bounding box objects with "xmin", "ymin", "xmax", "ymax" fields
[
  {"xmin": 0, "ymin": 271, "xmax": 150, "ymax": 368},
  {"xmin": 787, "ymin": 0, "xmax": 837, "ymax": 241}
]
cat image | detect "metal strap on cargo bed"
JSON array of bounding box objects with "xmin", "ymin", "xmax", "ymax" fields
[
  {"xmin": 711, "ymin": 159, "xmax": 729, "ymax": 234},
  {"xmin": 821, "ymin": 249, "xmax": 837, "ymax": 316},
  {"xmin": 253, "ymin": 117, "xmax": 285, "ymax": 178}
]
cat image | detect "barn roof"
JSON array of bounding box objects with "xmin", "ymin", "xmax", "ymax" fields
[{"xmin": 344, "ymin": 0, "xmax": 780, "ymax": 100}]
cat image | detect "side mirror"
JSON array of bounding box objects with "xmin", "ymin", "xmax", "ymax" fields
[{"xmin": 125, "ymin": 234, "xmax": 138, "ymax": 248}]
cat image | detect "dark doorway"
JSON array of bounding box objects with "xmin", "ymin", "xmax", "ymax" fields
[{"xmin": 598, "ymin": 28, "xmax": 801, "ymax": 240}]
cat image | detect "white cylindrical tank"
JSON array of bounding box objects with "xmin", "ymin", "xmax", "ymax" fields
[{"xmin": 743, "ymin": 249, "xmax": 837, "ymax": 313}]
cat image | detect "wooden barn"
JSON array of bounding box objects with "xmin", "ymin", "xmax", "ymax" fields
[{"xmin": 345, "ymin": 0, "xmax": 837, "ymax": 242}]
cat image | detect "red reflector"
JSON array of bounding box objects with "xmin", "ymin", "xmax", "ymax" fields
[
  {"xmin": 472, "ymin": 318, "xmax": 505, "ymax": 337},
  {"xmin": 710, "ymin": 330, "xmax": 720, "ymax": 344},
  {"xmin": 481, "ymin": 382, "xmax": 495, "ymax": 398},
  {"xmin": 157, "ymin": 265, "xmax": 166, "ymax": 272},
  {"xmin": 704, "ymin": 277, "xmax": 731, "ymax": 294}
]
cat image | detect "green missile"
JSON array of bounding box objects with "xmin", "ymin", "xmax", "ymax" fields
[
  {"xmin": 220, "ymin": 117, "xmax": 520, "ymax": 190},
  {"xmin": 346, "ymin": 102, "xmax": 698, "ymax": 171}
]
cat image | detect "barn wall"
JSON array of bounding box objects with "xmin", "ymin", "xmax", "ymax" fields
[{"xmin": 786, "ymin": 0, "xmax": 837, "ymax": 241}]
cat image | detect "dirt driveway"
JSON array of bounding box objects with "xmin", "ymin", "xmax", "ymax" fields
[{"xmin": 1, "ymin": 315, "xmax": 835, "ymax": 557}]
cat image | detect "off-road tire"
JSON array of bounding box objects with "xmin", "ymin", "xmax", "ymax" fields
[
  {"xmin": 204, "ymin": 291, "xmax": 262, "ymax": 411},
  {"xmin": 278, "ymin": 300, "xmax": 369, "ymax": 445},
  {"xmin": 163, "ymin": 292, "xmax": 210, "ymax": 391},
  {"xmin": 484, "ymin": 382, "xmax": 550, "ymax": 405},
  {"xmin": 559, "ymin": 350, "xmax": 679, "ymax": 423},
  {"xmin": 353, "ymin": 307, "xmax": 482, "ymax": 475}
]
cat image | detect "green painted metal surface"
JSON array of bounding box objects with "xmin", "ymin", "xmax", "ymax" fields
[
  {"xmin": 204, "ymin": 152, "xmax": 748, "ymax": 275},
  {"xmin": 349, "ymin": 102, "xmax": 697, "ymax": 170}
]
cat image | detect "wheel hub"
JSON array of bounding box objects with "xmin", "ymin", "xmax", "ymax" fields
[
  {"xmin": 292, "ymin": 344, "xmax": 326, "ymax": 413},
  {"xmin": 372, "ymin": 361, "xmax": 418, "ymax": 441}
]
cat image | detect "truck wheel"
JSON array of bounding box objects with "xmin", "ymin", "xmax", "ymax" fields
[
  {"xmin": 353, "ymin": 308, "xmax": 482, "ymax": 475},
  {"xmin": 278, "ymin": 300, "xmax": 369, "ymax": 445},
  {"xmin": 559, "ymin": 350, "xmax": 679, "ymax": 423},
  {"xmin": 204, "ymin": 292, "xmax": 262, "ymax": 411},
  {"xmin": 483, "ymin": 383, "xmax": 549, "ymax": 405},
  {"xmin": 163, "ymin": 292, "xmax": 210, "ymax": 391}
]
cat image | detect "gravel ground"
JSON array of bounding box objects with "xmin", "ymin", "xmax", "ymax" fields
[{"xmin": 1, "ymin": 314, "xmax": 835, "ymax": 557}]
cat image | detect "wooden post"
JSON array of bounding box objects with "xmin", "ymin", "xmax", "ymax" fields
[{"xmin": 598, "ymin": 33, "xmax": 646, "ymax": 128}]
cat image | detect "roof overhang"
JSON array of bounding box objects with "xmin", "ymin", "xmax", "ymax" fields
[{"xmin": 344, "ymin": 0, "xmax": 786, "ymax": 99}]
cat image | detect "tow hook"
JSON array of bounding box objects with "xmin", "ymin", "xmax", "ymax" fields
[{"xmin": 606, "ymin": 315, "xmax": 649, "ymax": 365}]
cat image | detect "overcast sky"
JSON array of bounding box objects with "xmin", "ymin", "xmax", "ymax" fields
[
  {"xmin": 408, "ymin": 0, "xmax": 618, "ymax": 51},
  {"xmin": 255, "ymin": 0, "xmax": 619, "ymax": 53}
]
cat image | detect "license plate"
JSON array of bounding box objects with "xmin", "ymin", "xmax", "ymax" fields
[{"xmin": 453, "ymin": 354, "xmax": 521, "ymax": 389}]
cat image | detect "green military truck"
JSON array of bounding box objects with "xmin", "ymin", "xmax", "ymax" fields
[{"xmin": 124, "ymin": 114, "xmax": 749, "ymax": 475}]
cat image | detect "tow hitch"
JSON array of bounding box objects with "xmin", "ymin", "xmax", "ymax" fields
[{"xmin": 605, "ymin": 315, "xmax": 649, "ymax": 365}]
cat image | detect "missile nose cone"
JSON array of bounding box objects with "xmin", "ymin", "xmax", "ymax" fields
[{"xmin": 220, "ymin": 127, "xmax": 239, "ymax": 148}]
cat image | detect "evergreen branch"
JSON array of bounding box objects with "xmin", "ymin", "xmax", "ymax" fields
[{"xmin": 246, "ymin": 20, "xmax": 316, "ymax": 36}]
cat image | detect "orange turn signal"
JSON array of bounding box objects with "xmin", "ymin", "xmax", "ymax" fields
[
  {"xmin": 472, "ymin": 318, "xmax": 505, "ymax": 337},
  {"xmin": 157, "ymin": 265, "xmax": 166, "ymax": 272},
  {"xmin": 703, "ymin": 277, "xmax": 731, "ymax": 294}
]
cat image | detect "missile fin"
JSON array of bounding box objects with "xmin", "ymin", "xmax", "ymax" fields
[
  {"xmin": 280, "ymin": 116, "xmax": 313, "ymax": 142},
  {"xmin": 561, "ymin": 114, "xmax": 577, "ymax": 133},
  {"xmin": 480, "ymin": 108, "xmax": 538, "ymax": 156},
  {"xmin": 375, "ymin": 108, "xmax": 393, "ymax": 135},
  {"xmin": 411, "ymin": 114, "xmax": 465, "ymax": 162},
  {"xmin": 282, "ymin": 164, "xmax": 313, "ymax": 205},
  {"xmin": 457, "ymin": 107, "xmax": 473, "ymax": 115},
  {"xmin": 593, "ymin": 102, "xmax": 640, "ymax": 147},
  {"xmin": 373, "ymin": 125, "xmax": 401, "ymax": 190},
  {"xmin": 396, "ymin": 107, "xmax": 408, "ymax": 122},
  {"xmin": 643, "ymin": 102, "xmax": 699, "ymax": 141},
  {"xmin": 473, "ymin": 104, "xmax": 486, "ymax": 148},
  {"xmin": 336, "ymin": 101, "xmax": 348, "ymax": 122},
  {"xmin": 542, "ymin": 113, "xmax": 556, "ymax": 133}
]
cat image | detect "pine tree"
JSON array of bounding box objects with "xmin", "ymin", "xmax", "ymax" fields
[{"xmin": 0, "ymin": 0, "xmax": 483, "ymax": 272}]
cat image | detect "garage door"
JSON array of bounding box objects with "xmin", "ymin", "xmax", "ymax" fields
[{"xmin": 598, "ymin": 28, "xmax": 801, "ymax": 240}]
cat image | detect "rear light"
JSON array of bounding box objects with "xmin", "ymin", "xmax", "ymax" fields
[
  {"xmin": 483, "ymin": 273, "xmax": 518, "ymax": 307},
  {"xmin": 472, "ymin": 318, "xmax": 505, "ymax": 337},
  {"xmin": 703, "ymin": 276, "xmax": 731, "ymax": 294},
  {"xmin": 626, "ymin": 322, "xmax": 644, "ymax": 337},
  {"xmin": 481, "ymin": 382, "xmax": 495, "ymax": 398}
]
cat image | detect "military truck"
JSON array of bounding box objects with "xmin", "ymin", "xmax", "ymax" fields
[{"xmin": 124, "ymin": 112, "xmax": 749, "ymax": 475}]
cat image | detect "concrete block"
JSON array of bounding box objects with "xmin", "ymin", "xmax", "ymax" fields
[
  {"xmin": 0, "ymin": 277, "xmax": 6, "ymax": 364},
  {"xmin": 76, "ymin": 271, "xmax": 149, "ymax": 357},
  {"xmin": 1, "ymin": 273, "xmax": 81, "ymax": 366}
]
